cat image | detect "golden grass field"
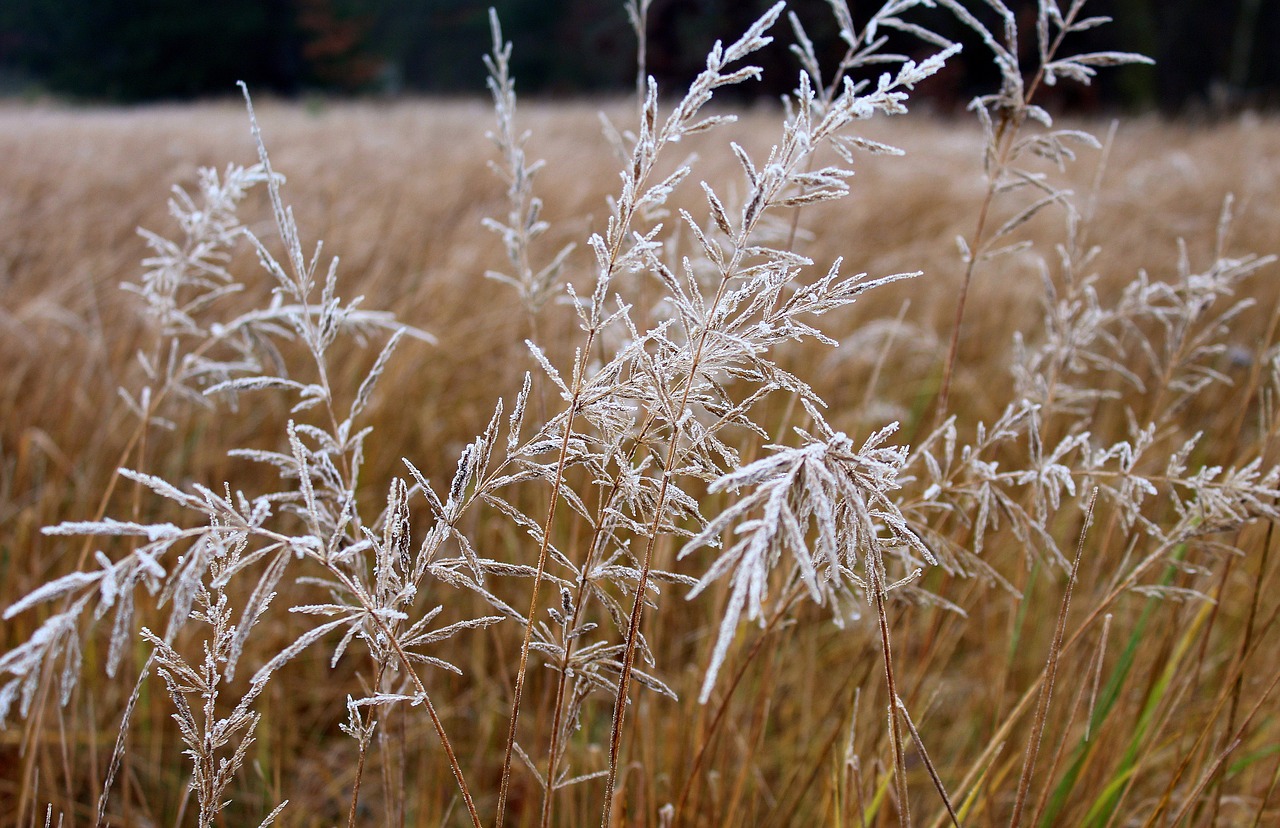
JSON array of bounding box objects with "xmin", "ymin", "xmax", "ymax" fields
[{"xmin": 3, "ymin": 98, "xmax": 1280, "ymax": 826}]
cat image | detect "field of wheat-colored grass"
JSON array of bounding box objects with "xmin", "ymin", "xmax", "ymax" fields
[{"xmin": 3, "ymin": 72, "xmax": 1280, "ymax": 828}]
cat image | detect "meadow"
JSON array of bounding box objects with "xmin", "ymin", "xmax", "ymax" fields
[{"xmin": 3, "ymin": 4, "xmax": 1280, "ymax": 826}]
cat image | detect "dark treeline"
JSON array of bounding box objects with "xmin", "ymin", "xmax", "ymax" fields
[{"xmin": 0, "ymin": 1, "xmax": 1274, "ymax": 112}]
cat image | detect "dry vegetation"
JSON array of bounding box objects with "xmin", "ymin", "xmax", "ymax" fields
[{"xmin": 4, "ymin": 3, "xmax": 1280, "ymax": 827}]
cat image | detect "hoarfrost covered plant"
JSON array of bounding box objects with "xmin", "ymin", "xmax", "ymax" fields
[
  {"xmin": 4, "ymin": 1, "xmax": 1280, "ymax": 825},
  {"xmin": 682, "ymin": 410, "xmax": 931, "ymax": 702}
]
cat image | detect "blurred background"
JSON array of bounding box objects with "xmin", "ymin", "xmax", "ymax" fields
[{"xmin": 0, "ymin": 0, "xmax": 1274, "ymax": 112}]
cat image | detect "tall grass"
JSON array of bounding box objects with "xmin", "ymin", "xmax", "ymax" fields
[{"xmin": 3, "ymin": 2, "xmax": 1280, "ymax": 826}]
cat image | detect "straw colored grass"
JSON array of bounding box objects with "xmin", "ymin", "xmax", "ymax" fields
[{"xmin": 3, "ymin": 5, "xmax": 1280, "ymax": 826}]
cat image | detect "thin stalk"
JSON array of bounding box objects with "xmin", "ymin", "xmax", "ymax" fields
[
  {"xmin": 601, "ymin": 266, "xmax": 739, "ymax": 825},
  {"xmin": 936, "ymin": 138, "xmax": 1003, "ymax": 421},
  {"xmin": 1248, "ymin": 752, "xmax": 1280, "ymax": 828},
  {"xmin": 347, "ymin": 660, "xmax": 388, "ymax": 828},
  {"xmin": 764, "ymin": 682, "xmax": 863, "ymax": 826},
  {"xmin": 936, "ymin": 2, "xmax": 1091, "ymax": 421},
  {"xmin": 601, "ymin": 115, "xmax": 815, "ymax": 821},
  {"xmin": 872, "ymin": 562, "xmax": 911, "ymax": 826},
  {"xmin": 928, "ymin": 529, "xmax": 1190, "ymax": 826},
  {"xmin": 896, "ymin": 696, "xmax": 959, "ymax": 827},
  {"xmin": 1028, "ymin": 624, "xmax": 1110, "ymax": 828},
  {"xmin": 321, "ymin": 566, "xmax": 481, "ymax": 828},
  {"xmin": 94, "ymin": 654, "xmax": 154, "ymax": 828},
  {"xmin": 628, "ymin": 0, "xmax": 651, "ymax": 107},
  {"xmin": 1168, "ymin": 664, "xmax": 1280, "ymax": 825},
  {"xmin": 1212, "ymin": 513, "xmax": 1276, "ymax": 822},
  {"xmin": 721, "ymin": 659, "xmax": 777, "ymax": 826},
  {"xmin": 671, "ymin": 585, "xmax": 804, "ymax": 822},
  {"xmin": 1136, "ymin": 651, "xmax": 1243, "ymax": 826},
  {"xmin": 538, "ymin": 439, "xmax": 642, "ymax": 827},
  {"xmin": 502, "ymin": 80, "xmax": 664, "ymax": 820},
  {"xmin": 848, "ymin": 697, "xmax": 870, "ymax": 828},
  {"xmin": 1009, "ymin": 488, "xmax": 1096, "ymax": 827},
  {"xmin": 1139, "ymin": 560, "xmax": 1280, "ymax": 826},
  {"xmin": 495, "ymin": 337, "xmax": 593, "ymax": 828},
  {"xmin": 859, "ymin": 300, "xmax": 913, "ymax": 423}
]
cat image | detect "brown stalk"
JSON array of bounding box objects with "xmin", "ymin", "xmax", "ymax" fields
[
  {"xmin": 1009, "ymin": 487, "xmax": 1096, "ymax": 827},
  {"xmin": 935, "ymin": 130, "xmax": 1003, "ymax": 422},
  {"xmin": 936, "ymin": 3, "xmax": 1089, "ymax": 423},
  {"xmin": 671, "ymin": 585, "xmax": 803, "ymax": 822},
  {"xmin": 1168, "ymin": 663, "xmax": 1280, "ymax": 826},
  {"xmin": 764, "ymin": 680, "xmax": 862, "ymax": 826},
  {"xmin": 1138, "ymin": 585, "xmax": 1280, "ymax": 826},
  {"xmin": 1211, "ymin": 518, "xmax": 1274, "ymax": 822},
  {"xmin": 928, "ymin": 509, "xmax": 1183, "ymax": 825},
  {"xmin": 871, "ymin": 561, "xmax": 911, "ymax": 826},
  {"xmin": 895, "ymin": 696, "xmax": 960, "ymax": 827},
  {"xmin": 601, "ymin": 116, "xmax": 812, "ymax": 820},
  {"xmin": 601, "ymin": 266, "xmax": 738, "ymax": 825},
  {"xmin": 539, "ymin": 411, "xmax": 662, "ymax": 828},
  {"xmin": 367, "ymin": 608, "xmax": 480, "ymax": 828},
  {"xmin": 1096, "ymin": 616, "xmax": 1202, "ymax": 828},
  {"xmin": 1029, "ymin": 614, "xmax": 1111, "ymax": 828},
  {"xmin": 1106, "ymin": 573, "xmax": 1280, "ymax": 828},
  {"xmin": 504, "ymin": 76, "xmax": 680, "ymax": 826},
  {"xmin": 850, "ymin": 750, "xmax": 869, "ymax": 828},
  {"xmin": 1249, "ymin": 752, "xmax": 1280, "ymax": 828},
  {"xmin": 720, "ymin": 669, "xmax": 776, "ymax": 826},
  {"xmin": 346, "ymin": 659, "xmax": 388, "ymax": 828},
  {"xmin": 237, "ymin": 536, "xmax": 484, "ymax": 828},
  {"xmin": 495, "ymin": 342, "xmax": 591, "ymax": 828}
]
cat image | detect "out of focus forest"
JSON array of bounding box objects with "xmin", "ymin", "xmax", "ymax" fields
[{"xmin": 0, "ymin": 0, "xmax": 1274, "ymax": 111}]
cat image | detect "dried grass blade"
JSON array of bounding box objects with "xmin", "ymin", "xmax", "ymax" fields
[
  {"xmin": 896, "ymin": 695, "xmax": 959, "ymax": 826},
  {"xmin": 1009, "ymin": 487, "xmax": 1096, "ymax": 827}
]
